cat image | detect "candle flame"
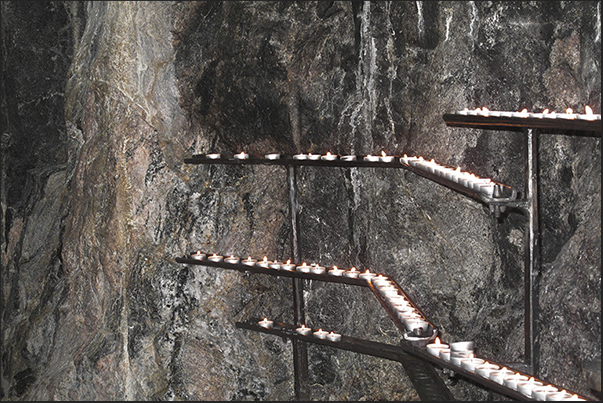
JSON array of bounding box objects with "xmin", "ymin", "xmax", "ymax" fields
[
  {"xmin": 332, "ymin": 266, "xmax": 338, "ymax": 270},
  {"xmin": 543, "ymin": 108, "xmax": 550, "ymax": 114},
  {"xmin": 455, "ymin": 167, "xmax": 461, "ymax": 172},
  {"xmin": 435, "ymin": 337, "xmax": 441, "ymax": 345},
  {"xmin": 529, "ymin": 377, "xmax": 535, "ymax": 382},
  {"xmin": 403, "ymin": 154, "xmax": 408, "ymax": 158},
  {"xmin": 566, "ymin": 108, "xmax": 573, "ymax": 114},
  {"xmin": 350, "ymin": 267, "xmax": 356, "ymax": 272},
  {"xmin": 301, "ymin": 324, "xmax": 306, "ymax": 329},
  {"xmin": 482, "ymin": 107, "xmax": 489, "ymax": 112},
  {"xmin": 286, "ymin": 259, "xmax": 291, "ymax": 264},
  {"xmin": 381, "ymin": 151, "xmax": 387, "ymax": 157},
  {"xmin": 262, "ymin": 256, "xmax": 268, "ymax": 262},
  {"xmin": 364, "ymin": 269, "xmax": 371, "ymax": 273},
  {"xmin": 326, "ymin": 151, "xmax": 332, "ymax": 156},
  {"xmin": 585, "ymin": 105, "xmax": 593, "ymax": 115}
]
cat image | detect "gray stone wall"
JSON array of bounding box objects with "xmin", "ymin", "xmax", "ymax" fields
[{"xmin": 1, "ymin": 1, "xmax": 600, "ymax": 401}]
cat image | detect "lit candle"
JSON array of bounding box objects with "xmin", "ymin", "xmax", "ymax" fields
[
  {"xmin": 476, "ymin": 107, "xmax": 490, "ymax": 117},
  {"xmin": 265, "ymin": 153, "xmax": 280, "ymax": 160},
  {"xmin": 224, "ymin": 255, "xmax": 240, "ymax": 264},
  {"xmin": 258, "ymin": 317, "xmax": 273, "ymax": 328},
  {"xmin": 321, "ymin": 152, "xmax": 338, "ymax": 161},
  {"xmin": 512, "ymin": 108, "xmax": 529, "ymax": 118},
  {"xmin": 364, "ymin": 154, "xmax": 380, "ymax": 162},
  {"xmin": 460, "ymin": 354, "xmax": 486, "ymax": 372},
  {"xmin": 295, "ymin": 324, "xmax": 313, "ymax": 336},
  {"xmin": 380, "ymin": 151, "xmax": 395, "ymax": 163},
  {"xmin": 242, "ymin": 256, "xmax": 257, "ymax": 266},
  {"xmin": 543, "ymin": 110, "xmax": 557, "ymax": 119},
  {"xmin": 307, "ymin": 153, "xmax": 321, "ymax": 160},
  {"xmin": 474, "ymin": 362, "xmax": 500, "ymax": 378},
  {"xmin": 268, "ymin": 260, "xmax": 282, "ymax": 270},
  {"xmin": 296, "ymin": 262, "xmax": 311, "ymax": 273},
  {"xmin": 326, "ymin": 331, "xmax": 342, "ymax": 342},
  {"xmin": 358, "ymin": 269, "xmax": 377, "ymax": 280},
  {"xmin": 467, "ymin": 107, "xmax": 480, "ymax": 116},
  {"xmin": 502, "ymin": 372, "xmax": 529, "ymax": 390},
  {"xmin": 257, "ymin": 256, "xmax": 270, "ymax": 268},
  {"xmin": 313, "ymin": 328, "xmax": 329, "ymax": 339},
  {"xmin": 577, "ymin": 105, "xmax": 597, "ymax": 121},
  {"xmin": 426, "ymin": 337, "xmax": 450, "ymax": 358},
  {"xmin": 400, "ymin": 154, "xmax": 410, "ymax": 165},
  {"xmin": 328, "ymin": 265, "xmax": 344, "ymax": 276},
  {"xmin": 343, "ymin": 267, "xmax": 360, "ymax": 278},
  {"xmin": 516, "ymin": 377, "xmax": 544, "ymax": 398},
  {"xmin": 190, "ymin": 250, "xmax": 206, "ymax": 260},
  {"xmin": 281, "ymin": 259, "xmax": 296, "ymax": 271},
  {"xmin": 559, "ymin": 108, "xmax": 576, "ymax": 120},
  {"xmin": 398, "ymin": 311, "xmax": 422, "ymax": 323},
  {"xmin": 207, "ymin": 253, "xmax": 223, "ymax": 262},
  {"xmin": 293, "ymin": 153, "xmax": 308, "ymax": 160},
  {"xmin": 457, "ymin": 108, "xmax": 469, "ymax": 115},
  {"xmin": 341, "ymin": 155, "xmax": 357, "ymax": 161},
  {"xmin": 371, "ymin": 275, "xmax": 392, "ymax": 287},
  {"xmin": 531, "ymin": 385, "xmax": 559, "ymax": 401},
  {"xmin": 206, "ymin": 153, "xmax": 221, "ymax": 159},
  {"xmin": 381, "ymin": 287, "xmax": 400, "ymax": 298},
  {"xmin": 310, "ymin": 264, "xmax": 326, "ymax": 275},
  {"xmin": 234, "ymin": 151, "xmax": 249, "ymax": 160}
]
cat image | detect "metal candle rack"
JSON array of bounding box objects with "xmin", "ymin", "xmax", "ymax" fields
[{"xmin": 178, "ymin": 111, "xmax": 599, "ymax": 401}]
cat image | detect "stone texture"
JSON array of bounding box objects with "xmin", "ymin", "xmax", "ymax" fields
[{"xmin": 1, "ymin": 1, "xmax": 600, "ymax": 401}]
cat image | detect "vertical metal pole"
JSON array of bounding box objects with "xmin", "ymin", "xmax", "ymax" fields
[
  {"xmin": 287, "ymin": 165, "xmax": 309, "ymax": 400},
  {"xmin": 524, "ymin": 128, "xmax": 540, "ymax": 375}
]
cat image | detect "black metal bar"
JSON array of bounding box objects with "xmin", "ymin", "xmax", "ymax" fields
[
  {"xmin": 442, "ymin": 113, "xmax": 601, "ymax": 135},
  {"xmin": 524, "ymin": 128, "xmax": 540, "ymax": 376},
  {"xmin": 236, "ymin": 320, "xmax": 592, "ymax": 401},
  {"xmin": 287, "ymin": 165, "xmax": 309, "ymax": 400}
]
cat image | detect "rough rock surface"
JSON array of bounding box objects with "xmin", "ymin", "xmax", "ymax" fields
[{"xmin": 1, "ymin": 1, "xmax": 600, "ymax": 401}]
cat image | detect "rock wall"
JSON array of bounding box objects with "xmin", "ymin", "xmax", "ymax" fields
[{"xmin": 1, "ymin": 1, "xmax": 600, "ymax": 401}]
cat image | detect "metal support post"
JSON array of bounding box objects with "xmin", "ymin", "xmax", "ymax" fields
[{"xmin": 287, "ymin": 165, "xmax": 309, "ymax": 400}]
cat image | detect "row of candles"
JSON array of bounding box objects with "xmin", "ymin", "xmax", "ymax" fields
[
  {"xmin": 257, "ymin": 318, "xmax": 342, "ymax": 342},
  {"xmin": 198, "ymin": 151, "xmax": 502, "ymax": 198},
  {"xmin": 456, "ymin": 105, "xmax": 600, "ymax": 121},
  {"xmin": 189, "ymin": 251, "xmax": 380, "ymax": 279},
  {"xmin": 425, "ymin": 338, "xmax": 587, "ymax": 401},
  {"xmin": 370, "ymin": 274, "xmax": 430, "ymax": 335},
  {"xmin": 188, "ymin": 250, "xmax": 586, "ymax": 400}
]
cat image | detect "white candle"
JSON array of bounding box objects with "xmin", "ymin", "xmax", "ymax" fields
[
  {"xmin": 321, "ymin": 152, "xmax": 338, "ymax": 161},
  {"xmin": 281, "ymin": 259, "xmax": 296, "ymax": 271},
  {"xmin": 295, "ymin": 324, "xmax": 313, "ymax": 336},
  {"xmin": 224, "ymin": 255, "xmax": 240, "ymax": 264},
  {"xmin": 343, "ymin": 267, "xmax": 360, "ymax": 278},
  {"xmin": 476, "ymin": 107, "xmax": 490, "ymax": 117},
  {"xmin": 257, "ymin": 256, "xmax": 270, "ymax": 268},
  {"xmin": 307, "ymin": 153, "xmax": 321, "ymax": 160},
  {"xmin": 207, "ymin": 253, "xmax": 223, "ymax": 262},
  {"xmin": 242, "ymin": 256, "xmax": 257, "ymax": 266},
  {"xmin": 559, "ymin": 108, "xmax": 576, "ymax": 120},
  {"xmin": 206, "ymin": 153, "xmax": 221, "ymax": 159},
  {"xmin": 371, "ymin": 275, "xmax": 392, "ymax": 287},
  {"xmin": 380, "ymin": 151, "xmax": 395, "ymax": 162},
  {"xmin": 310, "ymin": 264, "xmax": 326, "ymax": 275},
  {"xmin": 313, "ymin": 328, "xmax": 329, "ymax": 339},
  {"xmin": 457, "ymin": 108, "xmax": 469, "ymax": 115},
  {"xmin": 474, "ymin": 362, "xmax": 500, "ymax": 378},
  {"xmin": 576, "ymin": 105, "xmax": 597, "ymax": 121},
  {"xmin": 191, "ymin": 251, "xmax": 206, "ymax": 260},
  {"xmin": 359, "ymin": 269, "xmax": 377, "ymax": 280},
  {"xmin": 467, "ymin": 107, "xmax": 480, "ymax": 116},
  {"xmin": 450, "ymin": 351, "xmax": 473, "ymax": 366},
  {"xmin": 405, "ymin": 318, "xmax": 429, "ymax": 334},
  {"xmin": 546, "ymin": 391, "xmax": 576, "ymax": 401},
  {"xmin": 296, "ymin": 262, "xmax": 311, "ymax": 273},
  {"xmin": 326, "ymin": 331, "xmax": 342, "ymax": 342},
  {"xmin": 426, "ymin": 337, "xmax": 449, "ymax": 358},
  {"xmin": 460, "ymin": 355, "xmax": 486, "ymax": 372},
  {"xmin": 531, "ymin": 385, "xmax": 559, "ymax": 401},
  {"xmin": 265, "ymin": 153, "xmax": 280, "ymax": 160},
  {"xmin": 341, "ymin": 155, "xmax": 357, "ymax": 161},
  {"xmin": 328, "ymin": 265, "xmax": 345, "ymax": 276},
  {"xmin": 268, "ymin": 260, "xmax": 282, "ymax": 270},
  {"xmin": 364, "ymin": 154, "xmax": 380, "ymax": 162},
  {"xmin": 512, "ymin": 108, "xmax": 529, "ymax": 118},
  {"xmin": 234, "ymin": 151, "xmax": 249, "ymax": 160},
  {"xmin": 489, "ymin": 368, "xmax": 515, "ymax": 385},
  {"xmin": 503, "ymin": 373, "xmax": 530, "ymax": 390},
  {"xmin": 293, "ymin": 153, "xmax": 308, "ymax": 160},
  {"xmin": 517, "ymin": 377, "xmax": 544, "ymax": 398},
  {"xmin": 258, "ymin": 317, "xmax": 273, "ymax": 328},
  {"xmin": 450, "ymin": 341, "xmax": 474, "ymax": 352},
  {"xmin": 439, "ymin": 348, "xmax": 451, "ymax": 362},
  {"xmin": 400, "ymin": 154, "xmax": 410, "ymax": 165}
]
